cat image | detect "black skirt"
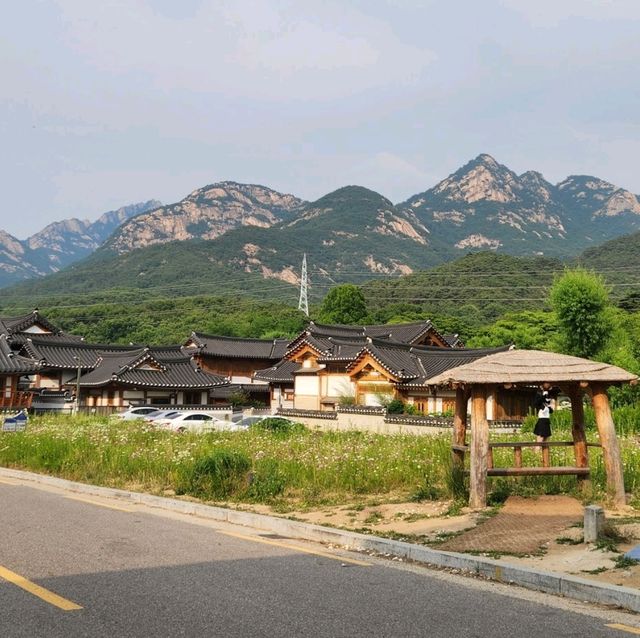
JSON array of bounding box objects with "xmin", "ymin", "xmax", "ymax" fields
[{"xmin": 534, "ymin": 417, "xmax": 551, "ymax": 438}]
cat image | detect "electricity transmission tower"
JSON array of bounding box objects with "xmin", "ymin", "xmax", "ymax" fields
[{"xmin": 298, "ymin": 253, "xmax": 309, "ymax": 316}]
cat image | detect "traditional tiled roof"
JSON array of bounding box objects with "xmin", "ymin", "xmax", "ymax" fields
[
  {"xmin": 253, "ymin": 359, "xmax": 302, "ymax": 383},
  {"xmin": 254, "ymin": 340, "xmax": 509, "ymax": 386},
  {"xmin": 23, "ymin": 337, "xmax": 142, "ymax": 369},
  {"xmin": 312, "ymin": 320, "xmax": 436, "ymax": 342},
  {"xmin": 209, "ymin": 383, "xmax": 270, "ymax": 399},
  {"xmin": 316, "ymin": 339, "xmax": 372, "ymax": 362},
  {"xmin": 147, "ymin": 345, "xmax": 191, "ymax": 361},
  {"xmin": 286, "ymin": 320, "xmax": 448, "ymax": 354},
  {"xmin": 0, "ymin": 335, "xmax": 40, "ymax": 374},
  {"xmin": 0, "ymin": 310, "xmax": 63, "ymax": 337},
  {"xmin": 185, "ymin": 332, "xmax": 289, "ymax": 360},
  {"xmin": 443, "ymin": 334, "xmax": 465, "ymax": 348},
  {"xmin": 10, "ymin": 332, "xmax": 85, "ymax": 346},
  {"xmin": 347, "ymin": 340, "xmax": 512, "ymax": 387},
  {"xmin": 78, "ymin": 347, "xmax": 227, "ymax": 389}
]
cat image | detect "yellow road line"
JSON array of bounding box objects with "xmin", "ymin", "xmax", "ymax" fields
[
  {"xmin": 0, "ymin": 565, "xmax": 82, "ymax": 611},
  {"xmin": 219, "ymin": 530, "xmax": 370, "ymax": 567},
  {"xmin": 607, "ymin": 624, "xmax": 640, "ymax": 635},
  {"xmin": 65, "ymin": 495, "xmax": 134, "ymax": 513}
]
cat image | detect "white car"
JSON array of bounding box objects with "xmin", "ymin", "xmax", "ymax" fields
[
  {"xmin": 153, "ymin": 411, "xmax": 246, "ymax": 433},
  {"xmin": 142, "ymin": 409, "xmax": 180, "ymax": 422},
  {"xmin": 116, "ymin": 406, "xmax": 165, "ymax": 421}
]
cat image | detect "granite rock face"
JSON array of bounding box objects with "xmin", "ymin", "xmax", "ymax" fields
[
  {"xmin": 400, "ymin": 154, "xmax": 640, "ymax": 257},
  {"xmin": 0, "ymin": 201, "xmax": 160, "ymax": 287},
  {"xmin": 105, "ymin": 183, "xmax": 305, "ymax": 254}
]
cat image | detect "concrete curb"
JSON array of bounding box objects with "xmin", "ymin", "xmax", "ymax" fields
[{"xmin": 3, "ymin": 466, "xmax": 640, "ymax": 613}]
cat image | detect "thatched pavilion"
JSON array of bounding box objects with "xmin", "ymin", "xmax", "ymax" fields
[{"xmin": 425, "ymin": 349, "xmax": 638, "ymax": 509}]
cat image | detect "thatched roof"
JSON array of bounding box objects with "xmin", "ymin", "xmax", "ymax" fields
[{"xmin": 425, "ymin": 349, "xmax": 638, "ymax": 387}]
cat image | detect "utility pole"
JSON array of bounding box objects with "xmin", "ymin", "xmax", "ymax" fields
[
  {"xmin": 73, "ymin": 356, "xmax": 81, "ymax": 416},
  {"xmin": 298, "ymin": 253, "xmax": 309, "ymax": 316}
]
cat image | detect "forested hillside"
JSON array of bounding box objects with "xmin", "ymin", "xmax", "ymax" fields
[{"xmin": 2, "ymin": 231, "xmax": 639, "ymax": 346}]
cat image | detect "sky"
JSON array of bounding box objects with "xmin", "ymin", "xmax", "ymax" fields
[{"xmin": 2, "ymin": 0, "xmax": 640, "ymax": 238}]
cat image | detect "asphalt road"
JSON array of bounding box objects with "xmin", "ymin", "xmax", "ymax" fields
[{"xmin": 1, "ymin": 477, "xmax": 639, "ymax": 638}]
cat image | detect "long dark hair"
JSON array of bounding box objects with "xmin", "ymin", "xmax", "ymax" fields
[{"xmin": 534, "ymin": 391, "xmax": 550, "ymax": 411}]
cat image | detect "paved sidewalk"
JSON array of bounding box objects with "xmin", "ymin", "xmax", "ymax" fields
[{"xmin": 439, "ymin": 495, "xmax": 583, "ymax": 554}]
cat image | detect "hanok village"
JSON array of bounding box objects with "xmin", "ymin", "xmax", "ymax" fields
[{"xmin": 0, "ymin": 309, "xmax": 636, "ymax": 508}]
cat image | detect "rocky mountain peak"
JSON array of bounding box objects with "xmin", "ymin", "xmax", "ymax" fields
[
  {"xmin": 558, "ymin": 175, "xmax": 615, "ymax": 192},
  {"xmin": 474, "ymin": 153, "xmax": 500, "ymax": 168},
  {"xmin": 556, "ymin": 175, "xmax": 640, "ymax": 218},
  {"xmin": 106, "ymin": 182, "xmax": 306, "ymax": 255},
  {"xmin": 0, "ymin": 200, "xmax": 159, "ymax": 288},
  {"xmin": 0, "ymin": 230, "xmax": 25, "ymax": 255},
  {"xmin": 519, "ymin": 171, "xmax": 555, "ymax": 202},
  {"xmin": 431, "ymin": 154, "xmax": 520, "ymax": 204}
]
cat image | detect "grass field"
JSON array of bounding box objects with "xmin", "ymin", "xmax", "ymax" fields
[{"xmin": 1, "ymin": 409, "xmax": 639, "ymax": 509}]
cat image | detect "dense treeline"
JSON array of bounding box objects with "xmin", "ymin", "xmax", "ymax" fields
[
  {"xmin": 22, "ymin": 296, "xmax": 308, "ymax": 344},
  {"xmin": 1, "ymin": 249, "xmax": 640, "ymax": 355}
]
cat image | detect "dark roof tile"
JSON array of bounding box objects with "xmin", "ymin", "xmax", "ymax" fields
[
  {"xmin": 253, "ymin": 359, "xmax": 301, "ymax": 383},
  {"xmin": 0, "ymin": 335, "xmax": 40, "ymax": 374},
  {"xmin": 187, "ymin": 332, "xmax": 289, "ymax": 360},
  {"xmin": 78, "ymin": 348, "xmax": 227, "ymax": 389}
]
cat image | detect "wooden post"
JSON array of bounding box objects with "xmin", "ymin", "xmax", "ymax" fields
[
  {"xmin": 541, "ymin": 445, "xmax": 550, "ymax": 468},
  {"xmin": 469, "ymin": 385, "xmax": 489, "ymax": 509},
  {"xmin": 568, "ymin": 384, "xmax": 590, "ymax": 491},
  {"xmin": 591, "ymin": 383, "xmax": 626, "ymax": 507},
  {"xmin": 452, "ymin": 387, "xmax": 468, "ymax": 469},
  {"xmin": 514, "ymin": 446, "xmax": 522, "ymax": 468}
]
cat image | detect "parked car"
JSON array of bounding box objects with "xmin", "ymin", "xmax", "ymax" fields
[
  {"xmin": 115, "ymin": 406, "xmax": 165, "ymax": 421},
  {"xmin": 153, "ymin": 411, "xmax": 245, "ymax": 433},
  {"xmin": 142, "ymin": 409, "xmax": 180, "ymax": 422}
]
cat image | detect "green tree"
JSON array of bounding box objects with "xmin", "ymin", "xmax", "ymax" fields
[
  {"xmin": 549, "ymin": 268, "xmax": 613, "ymax": 359},
  {"xmin": 316, "ymin": 284, "xmax": 367, "ymax": 324},
  {"xmin": 468, "ymin": 310, "xmax": 559, "ymax": 350}
]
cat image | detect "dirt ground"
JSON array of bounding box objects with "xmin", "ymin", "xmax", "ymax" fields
[{"xmin": 240, "ymin": 495, "xmax": 640, "ymax": 589}]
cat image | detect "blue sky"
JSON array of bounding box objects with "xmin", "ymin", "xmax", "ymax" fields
[{"xmin": 2, "ymin": 0, "xmax": 640, "ymax": 238}]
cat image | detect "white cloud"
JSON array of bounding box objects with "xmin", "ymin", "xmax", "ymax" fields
[
  {"xmin": 499, "ymin": 0, "xmax": 640, "ymax": 26},
  {"xmin": 52, "ymin": 0, "xmax": 435, "ymax": 100}
]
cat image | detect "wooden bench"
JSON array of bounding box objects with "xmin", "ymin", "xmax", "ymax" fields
[
  {"xmin": 453, "ymin": 440, "xmax": 600, "ymax": 478},
  {"xmin": 487, "ymin": 466, "xmax": 590, "ymax": 477}
]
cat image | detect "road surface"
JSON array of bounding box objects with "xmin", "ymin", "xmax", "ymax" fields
[{"xmin": 1, "ymin": 475, "xmax": 639, "ymax": 637}]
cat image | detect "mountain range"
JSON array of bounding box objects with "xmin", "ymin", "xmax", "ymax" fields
[
  {"xmin": 0, "ymin": 200, "xmax": 160, "ymax": 288},
  {"xmin": 2, "ymin": 154, "xmax": 640, "ymax": 296}
]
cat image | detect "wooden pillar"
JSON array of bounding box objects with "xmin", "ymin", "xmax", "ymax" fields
[
  {"xmin": 451, "ymin": 387, "xmax": 468, "ymax": 469},
  {"xmin": 591, "ymin": 383, "xmax": 626, "ymax": 507},
  {"xmin": 469, "ymin": 385, "xmax": 489, "ymax": 509},
  {"xmin": 568, "ymin": 384, "xmax": 590, "ymax": 491}
]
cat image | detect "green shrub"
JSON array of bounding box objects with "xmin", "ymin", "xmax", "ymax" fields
[
  {"xmin": 251, "ymin": 418, "xmax": 305, "ymax": 435},
  {"xmin": 228, "ymin": 390, "xmax": 250, "ymax": 408},
  {"xmin": 178, "ymin": 449, "xmax": 251, "ymax": 500},
  {"xmin": 386, "ymin": 399, "xmax": 405, "ymax": 414}
]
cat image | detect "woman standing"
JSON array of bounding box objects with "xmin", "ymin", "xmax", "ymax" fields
[{"xmin": 534, "ymin": 390, "xmax": 553, "ymax": 442}]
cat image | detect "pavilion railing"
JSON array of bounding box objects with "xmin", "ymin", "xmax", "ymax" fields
[{"xmin": 452, "ymin": 440, "xmax": 602, "ymax": 477}]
